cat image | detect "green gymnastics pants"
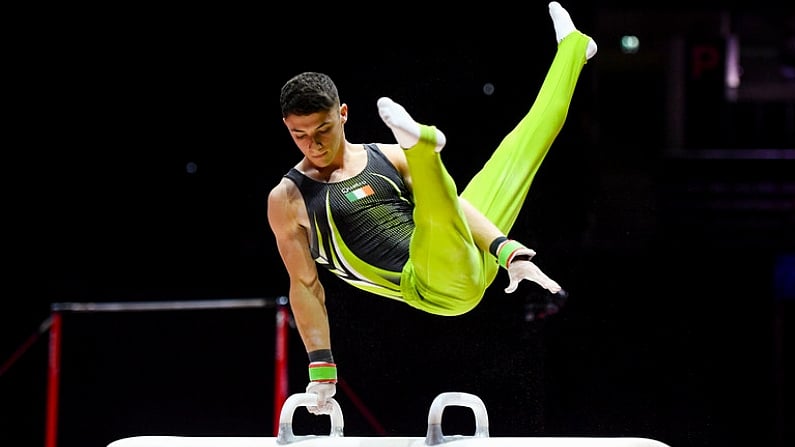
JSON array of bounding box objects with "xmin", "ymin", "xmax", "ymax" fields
[{"xmin": 399, "ymin": 32, "xmax": 592, "ymax": 315}]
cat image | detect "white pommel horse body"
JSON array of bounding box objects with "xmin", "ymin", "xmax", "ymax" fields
[{"xmin": 107, "ymin": 392, "xmax": 671, "ymax": 447}]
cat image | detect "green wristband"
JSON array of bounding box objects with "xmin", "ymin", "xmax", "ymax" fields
[
  {"xmin": 308, "ymin": 362, "xmax": 338, "ymax": 383},
  {"xmin": 497, "ymin": 239, "xmax": 525, "ymax": 269}
]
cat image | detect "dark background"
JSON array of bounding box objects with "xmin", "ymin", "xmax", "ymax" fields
[{"xmin": 3, "ymin": 2, "xmax": 793, "ymax": 447}]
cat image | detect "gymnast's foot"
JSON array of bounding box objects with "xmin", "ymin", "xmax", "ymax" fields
[
  {"xmin": 549, "ymin": 1, "xmax": 598, "ymax": 60},
  {"xmin": 377, "ymin": 97, "xmax": 446, "ymax": 152}
]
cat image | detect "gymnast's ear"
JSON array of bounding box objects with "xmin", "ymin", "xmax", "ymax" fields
[{"xmin": 339, "ymin": 103, "xmax": 348, "ymax": 123}]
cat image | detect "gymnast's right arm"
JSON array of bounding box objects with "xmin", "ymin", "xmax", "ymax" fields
[{"xmin": 267, "ymin": 179, "xmax": 337, "ymax": 413}]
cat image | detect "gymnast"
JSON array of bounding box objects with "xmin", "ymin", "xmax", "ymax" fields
[{"xmin": 268, "ymin": 1, "xmax": 597, "ymax": 414}]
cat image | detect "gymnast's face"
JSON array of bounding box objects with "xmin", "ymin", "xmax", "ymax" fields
[{"xmin": 283, "ymin": 104, "xmax": 348, "ymax": 168}]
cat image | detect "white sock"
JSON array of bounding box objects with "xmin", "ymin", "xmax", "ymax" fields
[
  {"xmin": 549, "ymin": 1, "xmax": 598, "ymax": 60},
  {"xmin": 377, "ymin": 97, "xmax": 446, "ymax": 151}
]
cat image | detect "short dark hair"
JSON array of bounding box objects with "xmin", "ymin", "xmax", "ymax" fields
[{"xmin": 280, "ymin": 72, "xmax": 340, "ymax": 118}]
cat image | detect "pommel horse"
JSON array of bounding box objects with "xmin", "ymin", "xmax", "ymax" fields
[{"xmin": 108, "ymin": 392, "xmax": 671, "ymax": 447}]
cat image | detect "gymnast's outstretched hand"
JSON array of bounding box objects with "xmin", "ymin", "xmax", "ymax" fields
[
  {"xmin": 305, "ymin": 381, "xmax": 336, "ymax": 415},
  {"xmin": 504, "ymin": 248, "xmax": 563, "ymax": 295}
]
